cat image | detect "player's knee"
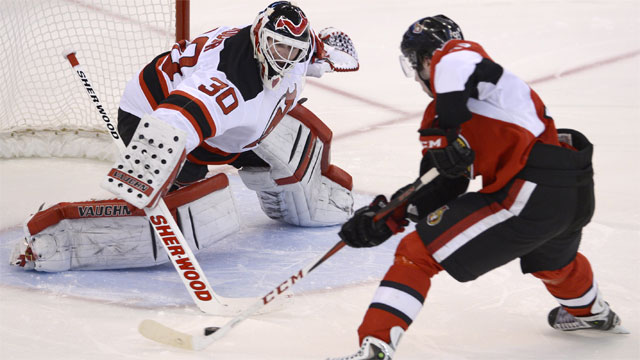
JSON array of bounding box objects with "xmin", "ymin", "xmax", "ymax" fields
[
  {"xmin": 395, "ymin": 231, "xmax": 443, "ymax": 278},
  {"xmin": 532, "ymin": 252, "xmax": 590, "ymax": 285}
]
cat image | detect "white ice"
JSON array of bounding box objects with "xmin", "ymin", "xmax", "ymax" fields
[{"xmin": 1, "ymin": 0, "xmax": 639, "ymax": 359}]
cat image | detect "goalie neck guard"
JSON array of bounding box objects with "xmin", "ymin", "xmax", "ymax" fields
[{"xmin": 251, "ymin": 1, "xmax": 311, "ymax": 90}]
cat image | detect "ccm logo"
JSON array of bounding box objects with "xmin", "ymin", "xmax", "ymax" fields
[
  {"xmin": 421, "ymin": 137, "xmax": 445, "ymax": 149},
  {"xmin": 262, "ymin": 270, "xmax": 304, "ymax": 305}
]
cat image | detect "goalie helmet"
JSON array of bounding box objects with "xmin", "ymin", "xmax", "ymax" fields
[
  {"xmin": 399, "ymin": 15, "xmax": 463, "ymax": 77},
  {"xmin": 251, "ymin": 1, "xmax": 311, "ymax": 90}
]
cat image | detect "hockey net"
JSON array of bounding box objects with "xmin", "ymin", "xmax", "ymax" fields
[{"xmin": 0, "ymin": 0, "xmax": 189, "ymax": 160}]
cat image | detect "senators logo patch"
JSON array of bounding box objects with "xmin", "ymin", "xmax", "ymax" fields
[{"xmin": 426, "ymin": 205, "xmax": 449, "ymax": 226}]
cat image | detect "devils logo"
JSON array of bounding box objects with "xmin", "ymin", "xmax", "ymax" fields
[{"xmin": 274, "ymin": 9, "xmax": 308, "ymax": 36}]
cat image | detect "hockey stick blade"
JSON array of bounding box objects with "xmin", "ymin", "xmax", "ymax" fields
[
  {"xmin": 138, "ymin": 170, "xmax": 441, "ymax": 350},
  {"xmin": 65, "ymin": 51, "xmax": 250, "ymax": 316},
  {"xmin": 139, "ymin": 320, "xmax": 197, "ymax": 350},
  {"xmin": 138, "ymin": 241, "xmax": 346, "ymax": 350}
]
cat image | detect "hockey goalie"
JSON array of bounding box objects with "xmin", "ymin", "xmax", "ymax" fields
[{"xmin": 9, "ymin": 1, "xmax": 357, "ymax": 272}]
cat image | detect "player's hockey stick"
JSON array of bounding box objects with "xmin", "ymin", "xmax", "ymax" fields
[
  {"xmin": 138, "ymin": 167, "xmax": 439, "ymax": 350},
  {"xmin": 65, "ymin": 52, "xmax": 245, "ymax": 316}
]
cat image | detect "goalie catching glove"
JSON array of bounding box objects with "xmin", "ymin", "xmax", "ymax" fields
[
  {"xmin": 101, "ymin": 114, "xmax": 187, "ymax": 209},
  {"xmin": 307, "ymin": 27, "xmax": 359, "ymax": 78}
]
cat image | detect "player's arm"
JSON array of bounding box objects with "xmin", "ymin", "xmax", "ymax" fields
[
  {"xmin": 433, "ymin": 49, "xmax": 502, "ymax": 129},
  {"xmin": 422, "ymin": 49, "xmax": 507, "ymax": 179},
  {"xmin": 103, "ymin": 73, "xmax": 241, "ymax": 208},
  {"xmin": 306, "ymin": 28, "xmax": 359, "ymax": 77}
]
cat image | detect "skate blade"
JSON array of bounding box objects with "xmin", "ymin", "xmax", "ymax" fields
[{"xmin": 610, "ymin": 324, "xmax": 631, "ymax": 334}]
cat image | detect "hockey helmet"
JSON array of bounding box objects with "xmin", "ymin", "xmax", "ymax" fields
[
  {"xmin": 251, "ymin": 1, "xmax": 311, "ymax": 89},
  {"xmin": 399, "ymin": 15, "xmax": 463, "ymax": 77}
]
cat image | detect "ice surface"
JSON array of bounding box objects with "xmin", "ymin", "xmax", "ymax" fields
[{"xmin": 1, "ymin": 0, "xmax": 638, "ymax": 359}]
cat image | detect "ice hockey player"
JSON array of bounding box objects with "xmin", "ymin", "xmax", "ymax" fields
[
  {"xmin": 329, "ymin": 15, "xmax": 627, "ymax": 360},
  {"xmin": 10, "ymin": 1, "xmax": 358, "ymax": 272}
]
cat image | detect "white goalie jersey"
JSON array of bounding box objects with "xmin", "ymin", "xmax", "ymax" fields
[{"xmin": 119, "ymin": 25, "xmax": 311, "ymax": 155}]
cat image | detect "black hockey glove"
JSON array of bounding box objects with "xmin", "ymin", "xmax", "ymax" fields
[
  {"xmin": 392, "ymin": 175, "xmax": 470, "ymax": 222},
  {"xmin": 419, "ymin": 128, "xmax": 475, "ymax": 178},
  {"xmin": 339, "ymin": 195, "xmax": 408, "ymax": 248}
]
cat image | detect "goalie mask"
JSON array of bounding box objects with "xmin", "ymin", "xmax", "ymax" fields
[
  {"xmin": 251, "ymin": 1, "xmax": 311, "ymax": 90},
  {"xmin": 399, "ymin": 15, "xmax": 463, "ymax": 78}
]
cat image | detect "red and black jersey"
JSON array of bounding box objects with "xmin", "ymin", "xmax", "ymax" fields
[{"xmin": 420, "ymin": 40, "xmax": 560, "ymax": 193}]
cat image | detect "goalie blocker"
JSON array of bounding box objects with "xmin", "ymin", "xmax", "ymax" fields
[{"xmin": 10, "ymin": 105, "xmax": 354, "ymax": 271}]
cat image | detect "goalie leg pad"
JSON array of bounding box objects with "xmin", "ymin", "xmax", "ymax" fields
[
  {"xmin": 10, "ymin": 174, "xmax": 239, "ymax": 272},
  {"xmin": 238, "ymin": 105, "xmax": 354, "ymax": 227},
  {"xmin": 255, "ymin": 175, "xmax": 353, "ymax": 226}
]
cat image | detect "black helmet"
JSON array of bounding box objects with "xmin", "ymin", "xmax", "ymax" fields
[
  {"xmin": 399, "ymin": 15, "xmax": 463, "ymax": 76},
  {"xmin": 251, "ymin": 1, "xmax": 311, "ymax": 89}
]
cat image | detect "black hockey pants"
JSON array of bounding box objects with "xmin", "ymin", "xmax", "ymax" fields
[{"xmin": 415, "ymin": 129, "xmax": 595, "ymax": 282}]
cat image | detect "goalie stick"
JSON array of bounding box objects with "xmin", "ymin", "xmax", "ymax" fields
[
  {"xmin": 138, "ymin": 167, "xmax": 439, "ymax": 351},
  {"xmin": 65, "ymin": 52, "xmax": 245, "ymax": 316}
]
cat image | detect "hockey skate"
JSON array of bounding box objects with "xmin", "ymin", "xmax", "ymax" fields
[
  {"xmin": 327, "ymin": 326, "xmax": 403, "ymax": 360},
  {"xmin": 548, "ymin": 303, "xmax": 629, "ymax": 334}
]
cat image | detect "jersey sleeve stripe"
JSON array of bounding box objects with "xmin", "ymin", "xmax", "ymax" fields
[
  {"xmin": 139, "ymin": 52, "xmax": 170, "ymax": 110},
  {"xmin": 156, "ymin": 102, "xmax": 205, "ymax": 142},
  {"xmin": 157, "ymin": 91, "xmax": 217, "ymax": 142},
  {"xmin": 172, "ymin": 90, "xmax": 217, "ymax": 138},
  {"xmin": 154, "ymin": 56, "xmax": 171, "ymax": 99}
]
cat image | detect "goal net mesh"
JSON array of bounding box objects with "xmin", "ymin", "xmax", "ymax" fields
[{"xmin": 0, "ymin": 0, "xmax": 179, "ymax": 160}]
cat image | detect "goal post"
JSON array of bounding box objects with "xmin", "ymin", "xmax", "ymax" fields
[{"xmin": 0, "ymin": 0, "xmax": 190, "ymax": 161}]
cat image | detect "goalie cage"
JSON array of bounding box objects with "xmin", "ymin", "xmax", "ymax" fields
[{"xmin": 0, "ymin": 0, "xmax": 190, "ymax": 160}]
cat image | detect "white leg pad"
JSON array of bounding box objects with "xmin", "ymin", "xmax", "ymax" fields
[
  {"xmin": 12, "ymin": 174, "xmax": 239, "ymax": 272},
  {"xmin": 238, "ymin": 106, "xmax": 354, "ymax": 227}
]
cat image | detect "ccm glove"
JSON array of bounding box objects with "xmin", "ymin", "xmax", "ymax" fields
[
  {"xmin": 339, "ymin": 195, "xmax": 408, "ymax": 248},
  {"xmin": 392, "ymin": 175, "xmax": 470, "ymax": 222},
  {"xmin": 420, "ymin": 128, "xmax": 474, "ymax": 179}
]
